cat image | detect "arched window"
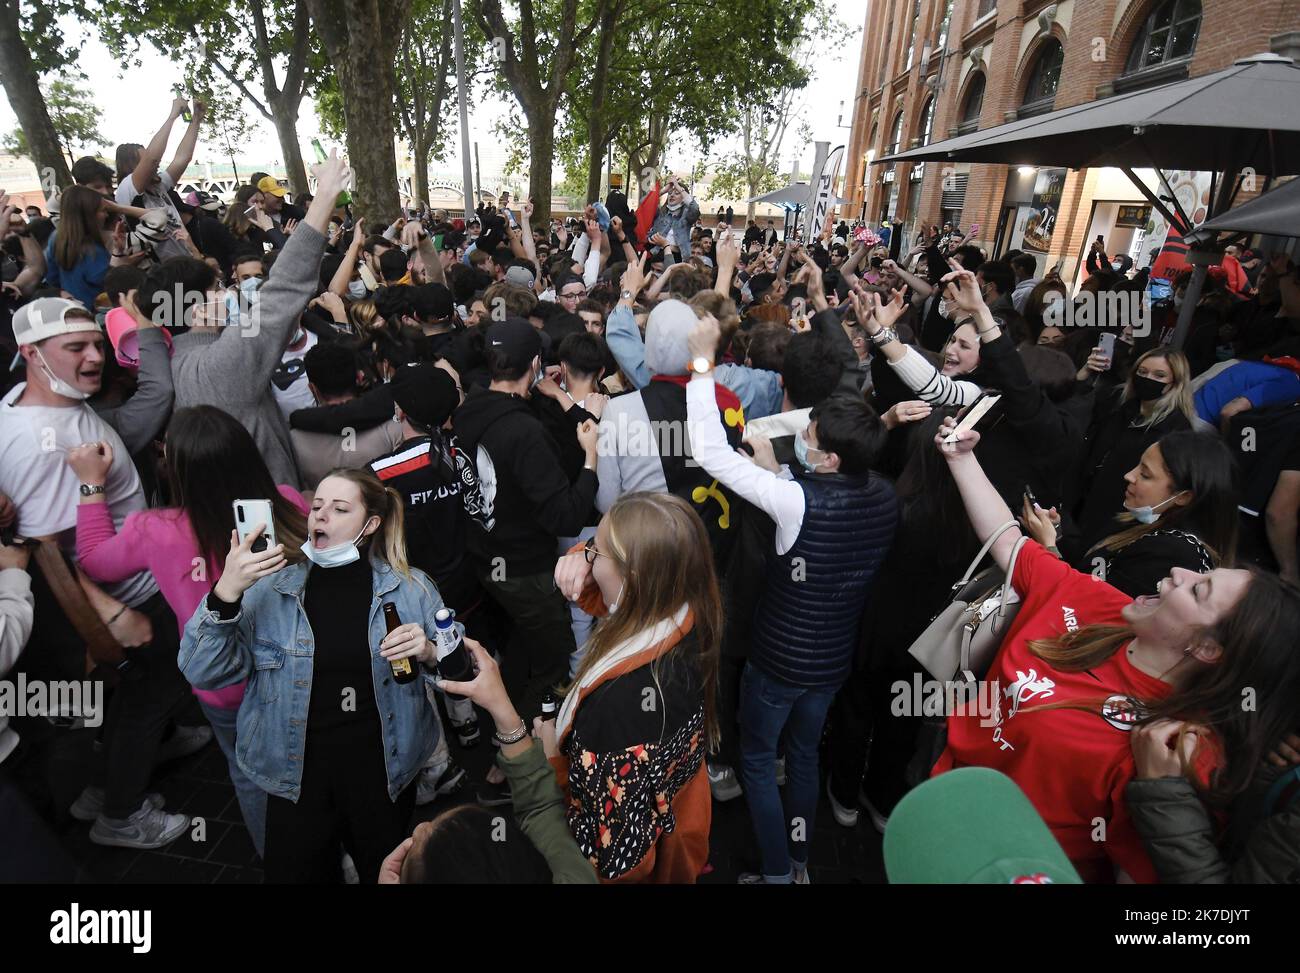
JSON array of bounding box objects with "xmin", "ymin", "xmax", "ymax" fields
[
  {"xmin": 1124, "ymin": 0, "xmax": 1202, "ymax": 74},
  {"xmin": 1021, "ymin": 39, "xmax": 1063, "ymax": 112},
  {"xmin": 957, "ymin": 72, "xmax": 985, "ymax": 133},
  {"xmin": 917, "ymin": 97, "xmax": 936, "ymax": 147},
  {"xmin": 888, "ymin": 111, "xmax": 905, "ymax": 157}
]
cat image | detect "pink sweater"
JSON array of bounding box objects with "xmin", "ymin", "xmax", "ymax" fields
[{"xmin": 77, "ymin": 485, "xmax": 307, "ymax": 709}]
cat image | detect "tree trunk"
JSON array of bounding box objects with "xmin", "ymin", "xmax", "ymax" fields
[
  {"xmin": 305, "ymin": 0, "xmax": 405, "ymax": 219},
  {"xmin": 0, "ymin": 0, "xmax": 71, "ymax": 194},
  {"xmin": 526, "ymin": 106, "xmax": 556, "ymax": 224},
  {"xmin": 583, "ymin": 3, "xmax": 617, "ymax": 203},
  {"xmin": 412, "ymin": 138, "xmax": 429, "ymax": 209},
  {"xmin": 269, "ymin": 97, "xmax": 309, "ymax": 199}
]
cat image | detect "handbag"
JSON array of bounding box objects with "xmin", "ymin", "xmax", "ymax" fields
[{"xmin": 907, "ymin": 520, "xmax": 1029, "ymax": 690}]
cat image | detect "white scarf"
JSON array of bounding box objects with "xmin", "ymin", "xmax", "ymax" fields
[{"xmin": 555, "ymin": 604, "xmax": 690, "ymax": 742}]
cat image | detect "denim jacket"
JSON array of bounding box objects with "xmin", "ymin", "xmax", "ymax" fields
[
  {"xmin": 179, "ymin": 557, "xmax": 445, "ymax": 803},
  {"xmin": 648, "ymin": 198, "xmax": 700, "ymax": 260}
]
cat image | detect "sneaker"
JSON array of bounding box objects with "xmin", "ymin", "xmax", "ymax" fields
[
  {"xmin": 826, "ymin": 780, "xmax": 859, "ymax": 828},
  {"xmin": 154, "ymin": 724, "xmax": 213, "ymax": 765},
  {"xmin": 737, "ymin": 871, "xmax": 792, "ymax": 884},
  {"xmin": 475, "ymin": 777, "xmax": 513, "ymax": 807},
  {"xmin": 89, "ymin": 801, "xmax": 190, "ymax": 850},
  {"xmin": 776, "ymin": 757, "xmax": 786, "ymax": 786},
  {"xmin": 415, "ymin": 762, "xmax": 467, "ymax": 805},
  {"xmin": 341, "ymin": 851, "xmax": 359, "ymax": 885},
  {"xmin": 860, "ymin": 789, "xmax": 890, "ymax": 834},
  {"xmin": 707, "ymin": 762, "xmax": 743, "ymax": 802},
  {"xmin": 70, "ymin": 786, "xmax": 165, "ymax": 823},
  {"xmin": 451, "ymin": 717, "xmax": 481, "ymax": 749},
  {"xmin": 793, "ymin": 866, "xmax": 812, "ymax": 885}
]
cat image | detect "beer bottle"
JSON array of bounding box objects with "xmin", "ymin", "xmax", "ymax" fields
[
  {"xmin": 433, "ymin": 608, "xmax": 474, "ymax": 699},
  {"xmin": 540, "ymin": 692, "xmax": 559, "ymax": 722},
  {"xmin": 383, "ymin": 602, "xmax": 419, "ymax": 684}
]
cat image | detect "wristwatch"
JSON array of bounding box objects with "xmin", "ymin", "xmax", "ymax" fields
[
  {"xmin": 868, "ymin": 326, "xmax": 899, "ymax": 348},
  {"xmin": 689, "ymin": 356, "xmax": 714, "ymax": 376},
  {"xmin": 79, "ymin": 483, "xmax": 106, "ymax": 497},
  {"xmin": 620, "ymin": 289, "xmax": 634, "ymax": 302}
]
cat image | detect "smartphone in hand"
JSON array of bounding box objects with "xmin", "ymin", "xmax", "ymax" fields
[
  {"xmin": 233, "ymin": 499, "xmax": 277, "ymax": 553},
  {"xmin": 943, "ymin": 392, "xmax": 1002, "ymax": 443}
]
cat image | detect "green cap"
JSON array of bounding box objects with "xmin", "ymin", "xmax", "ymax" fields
[{"xmin": 883, "ymin": 768, "xmax": 1082, "ymax": 884}]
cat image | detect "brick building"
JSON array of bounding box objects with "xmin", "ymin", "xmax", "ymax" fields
[{"xmin": 844, "ymin": 0, "xmax": 1300, "ymax": 285}]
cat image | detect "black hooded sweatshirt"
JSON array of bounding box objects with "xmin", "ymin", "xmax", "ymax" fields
[{"xmin": 452, "ymin": 386, "xmax": 598, "ymax": 575}]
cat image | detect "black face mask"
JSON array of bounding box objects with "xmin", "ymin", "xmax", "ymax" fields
[{"xmin": 1134, "ymin": 375, "xmax": 1169, "ymax": 402}]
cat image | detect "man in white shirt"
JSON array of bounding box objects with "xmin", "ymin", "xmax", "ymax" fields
[
  {"xmin": 114, "ymin": 97, "xmax": 206, "ymax": 263},
  {"xmin": 1, "ymin": 298, "xmax": 197, "ymax": 850}
]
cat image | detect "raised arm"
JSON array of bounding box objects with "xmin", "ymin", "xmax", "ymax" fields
[
  {"xmin": 852, "ymin": 288, "xmax": 981, "ymax": 406},
  {"xmin": 131, "ymin": 99, "xmax": 187, "ymax": 194},
  {"xmin": 936, "ymin": 421, "xmax": 1019, "ymax": 572},
  {"xmin": 166, "ymin": 99, "xmax": 207, "ymax": 185},
  {"xmin": 605, "ymin": 255, "xmax": 652, "ymax": 389},
  {"xmin": 328, "ymin": 217, "xmax": 367, "ymax": 296}
]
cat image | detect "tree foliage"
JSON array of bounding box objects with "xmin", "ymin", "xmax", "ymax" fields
[{"xmin": 3, "ymin": 78, "xmax": 104, "ymax": 163}]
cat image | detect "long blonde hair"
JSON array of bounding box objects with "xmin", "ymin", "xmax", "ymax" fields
[
  {"xmin": 572, "ymin": 493, "xmax": 722, "ymax": 745},
  {"xmin": 320, "ymin": 468, "xmax": 413, "ymax": 579},
  {"xmin": 1120, "ymin": 348, "xmax": 1196, "ymax": 429}
]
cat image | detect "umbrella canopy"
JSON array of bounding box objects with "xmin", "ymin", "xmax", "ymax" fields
[
  {"xmin": 1186, "ymin": 176, "xmax": 1300, "ymax": 241},
  {"xmin": 746, "ymin": 182, "xmax": 852, "ymax": 208},
  {"xmin": 877, "ymin": 54, "xmax": 1300, "ymax": 176}
]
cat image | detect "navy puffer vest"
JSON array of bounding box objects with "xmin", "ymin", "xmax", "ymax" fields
[{"xmin": 749, "ymin": 469, "xmax": 898, "ymax": 689}]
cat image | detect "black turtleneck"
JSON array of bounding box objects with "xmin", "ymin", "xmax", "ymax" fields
[{"xmin": 303, "ymin": 556, "xmax": 378, "ymax": 732}]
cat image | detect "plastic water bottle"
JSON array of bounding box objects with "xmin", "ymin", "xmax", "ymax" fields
[{"xmin": 433, "ymin": 609, "xmax": 473, "ymax": 699}]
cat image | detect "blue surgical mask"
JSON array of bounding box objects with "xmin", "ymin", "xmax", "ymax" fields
[
  {"xmin": 300, "ymin": 518, "xmax": 376, "ymax": 568},
  {"xmin": 793, "ymin": 431, "xmax": 822, "ymax": 473},
  {"xmin": 1126, "ymin": 491, "xmax": 1186, "ymax": 525},
  {"xmin": 348, "ymin": 280, "xmax": 368, "ymax": 299}
]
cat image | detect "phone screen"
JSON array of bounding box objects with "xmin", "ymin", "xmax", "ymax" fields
[
  {"xmin": 1097, "ymin": 333, "xmax": 1117, "ymax": 359},
  {"xmin": 943, "ymin": 393, "xmax": 1002, "ymax": 443}
]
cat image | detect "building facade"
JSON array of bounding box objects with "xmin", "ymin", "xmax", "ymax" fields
[{"xmin": 845, "ymin": 0, "xmax": 1300, "ymax": 284}]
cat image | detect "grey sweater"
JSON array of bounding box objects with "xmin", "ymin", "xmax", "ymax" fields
[
  {"xmin": 94, "ymin": 326, "xmax": 175, "ymax": 454},
  {"xmin": 170, "ymin": 223, "xmax": 326, "ymax": 487}
]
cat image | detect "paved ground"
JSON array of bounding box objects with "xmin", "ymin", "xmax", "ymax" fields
[{"xmin": 28, "ymin": 700, "xmax": 886, "ymax": 884}]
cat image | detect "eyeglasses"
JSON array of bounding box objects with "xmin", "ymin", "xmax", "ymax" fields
[
  {"xmin": 560, "ymin": 289, "xmax": 586, "ymax": 300},
  {"xmin": 583, "ymin": 536, "xmax": 606, "ymax": 565}
]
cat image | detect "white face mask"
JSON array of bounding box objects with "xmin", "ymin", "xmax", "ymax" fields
[
  {"xmin": 348, "ymin": 280, "xmax": 368, "ymax": 299},
  {"xmin": 301, "ymin": 518, "xmax": 376, "ymax": 568},
  {"xmin": 34, "ymin": 347, "xmax": 91, "ymax": 400},
  {"xmin": 1125, "ymin": 491, "xmax": 1187, "ymax": 525}
]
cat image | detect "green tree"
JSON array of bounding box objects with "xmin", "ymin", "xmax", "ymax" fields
[
  {"xmin": 469, "ymin": 0, "xmax": 606, "ymax": 223},
  {"xmin": 0, "ymin": 0, "xmax": 85, "ymax": 191},
  {"xmin": 4, "ymin": 79, "xmax": 105, "ymax": 165},
  {"xmin": 395, "ymin": 0, "xmax": 455, "ymax": 208},
  {"xmin": 96, "ymin": 0, "xmax": 321, "ymax": 196}
]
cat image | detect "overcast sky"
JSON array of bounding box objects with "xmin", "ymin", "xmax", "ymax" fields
[{"xmin": 1, "ymin": 0, "xmax": 868, "ymax": 189}]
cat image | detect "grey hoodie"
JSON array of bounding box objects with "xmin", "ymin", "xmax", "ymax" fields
[{"xmin": 170, "ymin": 224, "xmax": 326, "ymax": 487}]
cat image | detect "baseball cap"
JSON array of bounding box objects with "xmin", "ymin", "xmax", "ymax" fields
[
  {"xmin": 484, "ymin": 317, "xmax": 541, "ymax": 372},
  {"xmin": 883, "ymin": 768, "xmax": 1082, "ymax": 884},
  {"xmin": 390, "ymin": 363, "xmax": 460, "ymax": 430},
  {"xmin": 256, "ymin": 176, "xmax": 287, "ymax": 198},
  {"xmin": 13, "ymin": 297, "xmax": 102, "ymax": 345},
  {"xmin": 131, "ymin": 208, "xmax": 173, "ymax": 247},
  {"xmin": 504, "ymin": 264, "xmax": 536, "ymax": 289}
]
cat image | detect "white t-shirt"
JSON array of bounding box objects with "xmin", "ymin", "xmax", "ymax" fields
[
  {"xmin": 115, "ymin": 170, "xmax": 189, "ymax": 262},
  {"xmin": 0, "ymin": 385, "xmax": 158, "ymax": 607},
  {"xmin": 271, "ymin": 329, "xmax": 319, "ymax": 420}
]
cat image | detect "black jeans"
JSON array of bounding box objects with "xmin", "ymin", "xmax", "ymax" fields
[
  {"xmin": 475, "ymin": 565, "xmax": 575, "ymax": 721},
  {"xmin": 827, "ymin": 659, "xmax": 926, "ymax": 816},
  {"xmin": 263, "ymin": 721, "xmax": 416, "ymax": 884},
  {"xmin": 96, "ymin": 593, "xmax": 191, "ymax": 819}
]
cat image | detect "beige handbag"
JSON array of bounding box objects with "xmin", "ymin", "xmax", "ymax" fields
[{"xmin": 907, "ymin": 520, "xmax": 1028, "ymax": 689}]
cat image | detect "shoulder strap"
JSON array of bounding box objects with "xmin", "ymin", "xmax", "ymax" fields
[
  {"xmin": 32, "ymin": 541, "xmax": 126, "ymax": 668},
  {"xmin": 954, "ymin": 520, "xmax": 1022, "ymax": 588}
]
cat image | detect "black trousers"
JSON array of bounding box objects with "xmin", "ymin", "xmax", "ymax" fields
[
  {"xmin": 263, "ymin": 721, "xmax": 416, "ymax": 884},
  {"xmin": 476, "ymin": 565, "xmax": 575, "ymax": 721},
  {"xmin": 96, "ymin": 594, "xmax": 191, "ymax": 819}
]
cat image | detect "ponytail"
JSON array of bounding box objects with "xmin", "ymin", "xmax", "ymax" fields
[{"xmin": 321, "ymin": 468, "xmax": 413, "ymax": 579}]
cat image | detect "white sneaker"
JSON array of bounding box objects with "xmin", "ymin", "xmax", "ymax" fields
[
  {"xmin": 70, "ymin": 786, "xmax": 164, "ymax": 822},
  {"xmin": 860, "ymin": 789, "xmax": 890, "ymax": 834},
  {"xmin": 707, "ymin": 762, "xmax": 743, "ymax": 802},
  {"xmin": 826, "ymin": 780, "xmax": 859, "ymax": 828},
  {"xmin": 89, "ymin": 801, "xmax": 190, "ymax": 849},
  {"xmin": 341, "ymin": 851, "xmax": 359, "ymax": 885},
  {"xmin": 793, "ymin": 866, "xmax": 812, "ymax": 885}
]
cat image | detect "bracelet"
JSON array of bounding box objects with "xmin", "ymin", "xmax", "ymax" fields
[
  {"xmin": 494, "ymin": 719, "xmax": 529, "ymax": 745},
  {"xmin": 977, "ymin": 325, "xmax": 999, "ymax": 336},
  {"xmin": 111, "ymin": 251, "xmax": 127, "ymax": 258},
  {"xmin": 107, "ymin": 605, "xmax": 127, "ymax": 625}
]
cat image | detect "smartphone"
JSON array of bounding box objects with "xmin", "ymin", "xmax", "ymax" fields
[
  {"xmin": 1023, "ymin": 483, "xmax": 1038, "ymax": 507},
  {"xmin": 943, "ymin": 392, "xmax": 1003, "ymax": 443},
  {"xmin": 233, "ymin": 499, "xmax": 277, "ymax": 553},
  {"xmin": 1097, "ymin": 332, "xmax": 1117, "ymax": 360}
]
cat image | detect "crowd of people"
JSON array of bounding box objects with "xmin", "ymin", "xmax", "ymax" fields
[{"xmin": 2, "ymin": 96, "xmax": 1300, "ymax": 884}]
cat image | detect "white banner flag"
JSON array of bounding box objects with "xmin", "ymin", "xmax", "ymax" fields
[{"xmin": 808, "ymin": 144, "xmax": 845, "ymax": 242}]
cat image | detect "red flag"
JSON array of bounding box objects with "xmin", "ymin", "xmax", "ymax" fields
[{"xmin": 634, "ymin": 180, "xmax": 660, "ymax": 251}]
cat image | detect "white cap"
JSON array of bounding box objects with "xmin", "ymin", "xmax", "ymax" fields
[{"xmin": 12, "ymin": 297, "xmax": 102, "ymax": 346}]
